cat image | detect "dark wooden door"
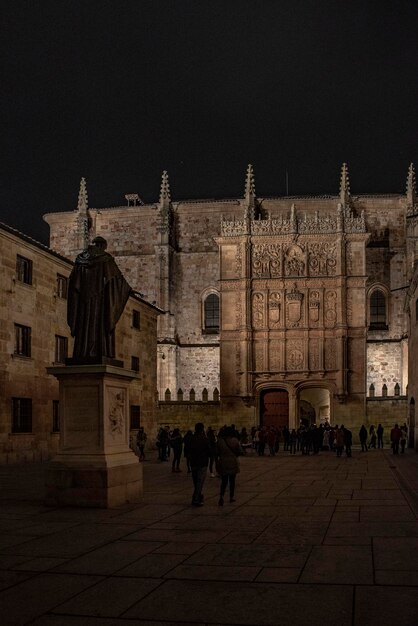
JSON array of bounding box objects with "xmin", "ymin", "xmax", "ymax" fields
[{"xmin": 261, "ymin": 390, "xmax": 289, "ymax": 429}]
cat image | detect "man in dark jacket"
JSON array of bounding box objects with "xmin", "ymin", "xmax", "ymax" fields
[{"xmin": 190, "ymin": 422, "xmax": 211, "ymax": 506}]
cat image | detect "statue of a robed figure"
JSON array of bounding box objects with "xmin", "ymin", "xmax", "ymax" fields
[{"xmin": 67, "ymin": 236, "xmax": 131, "ymax": 364}]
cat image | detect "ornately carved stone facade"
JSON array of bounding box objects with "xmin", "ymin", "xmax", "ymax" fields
[{"xmin": 43, "ymin": 164, "xmax": 417, "ymax": 438}]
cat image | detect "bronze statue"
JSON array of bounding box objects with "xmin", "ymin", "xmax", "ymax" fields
[{"xmin": 67, "ymin": 236, "xmax": 131, "ymax": 363}]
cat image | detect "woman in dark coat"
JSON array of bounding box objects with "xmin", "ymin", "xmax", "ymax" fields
[
  {"xmin": 169, "ymin": 428, "xmax": 183, "ymax": 472},
  {"xmin": 359, "ymin": 425, "xmax": 368, "ymax": 452},
  {"xmin": 216, "ymin": 426, "xmax": 243, "ymax": 506}
]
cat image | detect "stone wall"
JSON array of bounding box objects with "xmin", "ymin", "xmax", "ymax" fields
[
  {"xmin": 366, "ymin": 397, "xmax": 408, "ymax": 443},
  {"xmin": 366, "ymin": 341, "xmax": 407, "ymax": 395}
]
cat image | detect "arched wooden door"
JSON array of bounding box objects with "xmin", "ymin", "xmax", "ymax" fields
[{"xmin": 260, "ymin": 389, "xmax": 289, "ymax": 429}]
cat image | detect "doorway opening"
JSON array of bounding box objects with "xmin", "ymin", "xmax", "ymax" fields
[
  {"xmin": 260, "ymin": 389, "xmax": 289, "ymax": 429},
  {"xmin": 298, "ymin": 388, "xmax": 330, "ymax": 426}
]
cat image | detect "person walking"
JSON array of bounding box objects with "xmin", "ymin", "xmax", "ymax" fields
[
  {"xmin": 136, "ymin": 426, "xmax": 147, "ymax": 461},
  {"xmin": 183, "ymin": 429, "xmax": 193, "ymax": 473},
  {"xmin": 169, "ymin": 428, "xmax": 183, "ymax": 472},
  {"xmin": 377, "ymin": 423, "xmax": 384, "ymax": 448},
  {"xmin": 189, "ymin": 423, "xmax": 210, "ymax": 506},
  {"xmin": 359, "ymin": 425, "xmax": 368, "ymax": 452},
  {"xmin": 207, "ymin": 426, "xmax": 217, "ymax": 476},
  {"xmin": 390, "ymin": 423, "xmax": 402, "ymax": 455},
  {"xmin": 289, "ymin": 428, "xmax": 297, "ymax": 454},
  {"xmin": 343, "ymin": 425, "xmax": 352, "ymax": 457},
  {"xmin": 400, "ymin": 425, "xmax": 407, "ymax": 454},
  {"xmin": 216, "ymin": 426, "xmax": 243, "ymax": 506},
  {"xmin": 369, "ymin": 425, "xmax": 377, "ymax": 449},
  {"xmin": 335, "ymin": 425, "xmax": 345, "ymax": 457},
  {"xmin": 158, "ymin": 425, "xmax": 170, "ymax": 461}
]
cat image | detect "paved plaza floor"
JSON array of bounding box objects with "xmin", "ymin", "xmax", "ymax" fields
[{"xmin": 1, "ymin": 448, "xmax": 418, "ymax": 625}]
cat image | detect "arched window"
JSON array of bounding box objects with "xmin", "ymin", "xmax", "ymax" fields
[
  {"xmin": 369, "ymin": 289, "xmax": 387, "ymax": 329},
  {"xmin": 204, "ymin": 293, "xmax": 219, "ymax": 331}
]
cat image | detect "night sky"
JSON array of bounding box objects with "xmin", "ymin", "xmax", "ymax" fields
[{"xmin": 1, "ymin": 0, "xmax": 417, "ymax": 243}]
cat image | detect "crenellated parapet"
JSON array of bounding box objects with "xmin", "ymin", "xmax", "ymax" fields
[{"xmin": 221, "ymin": 203, "xmax": 366, "ymax": 237}]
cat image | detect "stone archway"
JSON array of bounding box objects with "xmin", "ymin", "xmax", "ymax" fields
[
  {"xmin": 260, "ymin": 389, "xmax": 289, "ymax": 429},
  {"xmin": 298, "ymin": 387, "xmax": 331, "ymax": 425}
]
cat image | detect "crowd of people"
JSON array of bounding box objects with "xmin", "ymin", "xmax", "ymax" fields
[{"xmin": 130, "ymin": 420, "xmax": 410, "ymax": 507}]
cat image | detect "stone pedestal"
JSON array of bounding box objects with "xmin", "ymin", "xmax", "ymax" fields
[{"xmin": 45, "ymin": 364, "xmax": 142, "ymax": 508}]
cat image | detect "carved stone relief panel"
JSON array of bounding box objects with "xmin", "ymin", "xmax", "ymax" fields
[
  {"xmin": 107, "ymin": 387, "xmax": 126, "ymax": 438},
  {"xmin": 286, "ymin": 339, "xmax": 304, "ymax": 371},
  {"xmin": 346, "ymin": 290, "xmax": 353, "ymax": 326},
  {"xmin": 286, "ymin": 284, "xmax": 304, "ymax": 328},
  {"xmin": 235, "ymin": 244, "xmax": 243, "ymax": 275},
  {"xmin": 268, "ymin": 292, "xmax": 281, "ymax": 328},
  {"xmin": 346, "ymin": 241, "xmax": 353, "ymax": 275},
  {"xmin": 307, "ymin": 242, "xmax": 337, "ymax": 276},
  {"xmin": 324, "ymin": 290, "xmax": 337, "ymax": 328},
  {"xmin": 325, "ymin": 338, "xmax": 337, "ymax": 370},
  {"xmin": 284, "ymin": 244, "xmax": 305, "ymax": 276},
  {"xmin": 269, "ymin": 340, "xmax": 282, "ymax": 371},
  {"xmin": 254, "ymin": 343, "xmax": 265, "ymax": 371},
  {"xmin": 221, "ymin": 245, "xmax": 239, "ymax": 279},
  {"xmin": 252, "ymin": 293, "xmax": 265, "ymax": 329},
  {"xmin": 309, "ymin": 290, "xmax": 320, "ymax": 325},
  {"xmin": 235, "ymin": 291, "xmax": 243, "ymax": 328},
  {"xmin": 308, "ymin": 338, "xmax": 320, "ymax": 371},
  {"xmin": 222, "ymin": 292, "xmax": 237, "ymax": 330},
  {"xmin": 252, "ymin": 243, "xmax": 281, "ymax": 278}
]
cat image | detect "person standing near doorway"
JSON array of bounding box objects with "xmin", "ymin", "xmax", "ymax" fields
[
  {"xmin": 377, "ymin": 423, "xmax": 384, "ymax": 448},
  {"xmin": 216, "ymin": 426, "xmax": 243, "ymax": 506},
  {"xmin": 190, "ymin": 423, "xmax": 210, "ymax": 506}
]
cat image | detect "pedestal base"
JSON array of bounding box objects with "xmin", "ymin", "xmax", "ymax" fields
[
  {"xmin": 46, "ymin": 364, "xmax": 141, "ymax": 508},
  {"xmin": 45, "ymin": 458, "xmax": 143, "ymax": 508}
]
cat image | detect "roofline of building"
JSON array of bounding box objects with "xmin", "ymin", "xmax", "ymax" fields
[
  {"xmin": 42, "ymin": 192, "xmax": 406, "ymax": 219},
  {"xmin": 0, "ymin": 221, "xmax": 73, "ymax": 265}
]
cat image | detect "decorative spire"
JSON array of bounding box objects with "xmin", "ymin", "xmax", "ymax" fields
[
  {"xmin": 339, "ymin": 163, "xmax": 350, "ymax": 207},
  {"xmin": 158, "ymin": 171, "xmax": 172, "ymax": 238},
  {"xmin": 406, "ymin": 163, "xmax": 416, "ymax": 207},
  {"xmin": 77, "ymin": 177, "xmax": 88, "ymax": 213},
  {"xmin": 245, "ymin": 164, "xmax": 255, "ymax": 201},
  {"xmin": 159, "ymin": 170, "xmax": 171, "ymax": 209},
  {"xmin": 244, "ymin": 164, "xmax": 256, "ymax": 221}
]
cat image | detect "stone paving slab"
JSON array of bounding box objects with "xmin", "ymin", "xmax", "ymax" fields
[
  {"xmin": 1, "ymin": 450, "xmax": 418, "ymax": 625},
  {"xmin": 53, "ymin": 577, "xmax": 163, "ymax": 618},
  {"xmin": 0, "ymin": 573, "xmax": 103, "ymax": 625},
  {"xmin": 300, "ymin": 545, "xmax": 373, "ymax": 584},
  {"xmin": 52, "ymin": 541, "xmax": 164, "ymax": 575},
  {"xmin": 123, "ymin": 579, "xmax": 354, "ymax": 625},
  {"xmin": 354, "ymin": 585, "xmax": 418, "ymax": 626}
]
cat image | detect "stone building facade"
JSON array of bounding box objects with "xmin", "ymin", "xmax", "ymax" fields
[
  {"xmin": 43, "ymin": 165, "xmax": 417, "ymax": 435},
  {"xmin": 0, "ymin": 221, "xmax": 160, "ymax": 464}
]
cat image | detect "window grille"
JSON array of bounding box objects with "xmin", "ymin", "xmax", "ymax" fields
[
  {"xmin": 16, "ymin": 255, "xmax": 33, "ymax": 285},
  {"xmin": 55, "ymin": 335, "xmax": 68, "ymax": 363},
  {"xmin": 204, "ymin": 294, "xmax": 219, "ymax": 329},
  {"xmin": 14, "ymin": 324, "xmax": 31, "ymax": 357},
  {"xmin": 12, "ymin": 398, "xmax": 32, "ymax": 433}
]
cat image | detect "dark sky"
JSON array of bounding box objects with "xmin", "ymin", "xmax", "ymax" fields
[{"xmin": 1, "ymin": 0, "xmax": 417, "ymax": 243}]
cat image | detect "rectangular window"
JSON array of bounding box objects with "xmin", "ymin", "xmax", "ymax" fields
[
  {"xmin": 130, "ymin": 405, "xmax": 140, "ymax": 429},
  {"xmin": 14, "ymin": 324, "xmax": 31, "ymax": 357},
  {"xmin": 56, "ymin": 274, "xmax": 68, "ymax": 299},
  {"xmin": 132, "ymin": 310, "xmax": 140, "ymax": 329},
  {"xmin": 16, "ymin": 255, "xmax": 33, "ymax": 285},
  {"xmin": 52, "ymin": 400, "xmax": 60, "ymax": 432},
  {"xmin": 12, "ymin": 398, "xmax": 32, "ymax": 433},
  {"xmin": 55, "ymin": 335, "xmax": 68, "ymax": 363},
  {"xmin": 131, "ymin": 356, "xmax": 140, "ymax": 371}
]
